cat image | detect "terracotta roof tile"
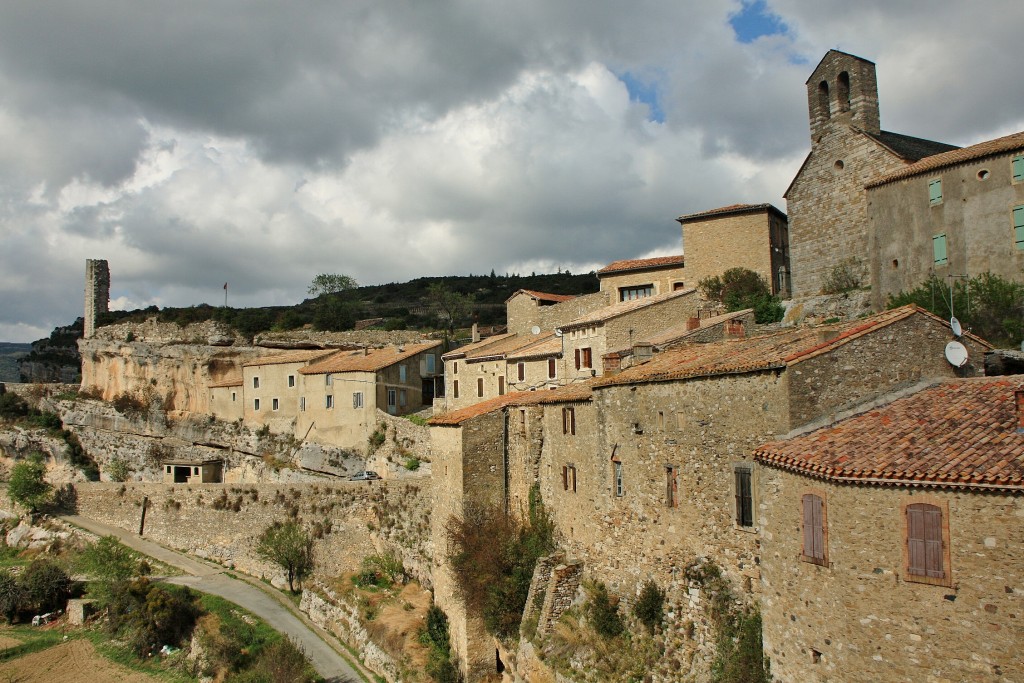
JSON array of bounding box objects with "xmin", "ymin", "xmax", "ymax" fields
[
  {"xmin": 505, "ymin": 333, "xmax": 561, "ymax": 361},
  {"xmin": 241, "ymin": 349, "xmax": 337, "ymax": 368},
  {"xmin": 299, "ymin": 341, "xmax": 442, "ymax": 375},
  {"xmin": 505, "ymin": 289, "xmax": 577, "ymax": 303},
  {"xmin": 429, "ymin": 383, "xmax": 594, "ymax": 426},
  {"xmin": 442, "ymin": 333, "xmax": 516, "ymax": 360},
  {"xmin": 559, "ymin": 288, "xmax": 696, "ymax": 332},
  {"xmin": 676, "ymin": 203, "xmax": 785, "ymax": 223},
  {"xmin": 868, "ymin": 130, "xmax": 1024, "ymax": 187},
  {"xmin": 754, "ymin": 377, "xmax": 1024, "ymax": 492},
  {"xmin": 460, "ymin": 333, "xmax": 551, "ymax": 362},
  {"xmin": 597, "ymin": 255, "xmax": 685, "ymax": 275},
  {"xmin": 643, "ymin": 309, "xmax": 753, "ymax": 348}
]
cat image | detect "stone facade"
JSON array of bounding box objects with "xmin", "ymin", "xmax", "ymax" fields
[
  {"xmin": 83, "ymin": 259, "xmax": 109, "ymax": 340},
  {"xmin": 506, "ymin": 291, "xmax": 609, "ymax": 336},
  {"xmin": 597, "ymin": 258, "xmax": 687, "ymax": 301}
]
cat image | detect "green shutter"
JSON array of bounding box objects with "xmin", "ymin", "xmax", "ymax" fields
[
  {"xmin": 928, "ymin": 178, "xmax": 942, "ymax": 205},
  {"xmin": 1013, "ymin": 155, "xmax": 1024, "ymax": 183},
  {"xmin": 1014, "ymin": 206, "xmax": 1024, "ymax": 250},
  {"xmin": 933, "ymin": 234, "xmax": 948, "ymax": 265}
]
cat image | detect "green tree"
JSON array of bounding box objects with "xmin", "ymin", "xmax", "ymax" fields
[
  {"xmin": 19, "ymin": 559, "xmax": 71, "ymax": 614},
  {"xmin": 0, "ymin": 569, "xmax": 24, "ymax": 623},
  {"xmin": 428, "ymin": 282, "xmax": 475, "ymax": 334},
  {"xmin": 8, "ymin": 454, "xmax": 52, "ymax": 513},
  {"xmin": 699, "ymin": 268, "xmax": 784, "ymax": 323},
  {"xmin": 633, "ymin": 579, "xmax": 665, "ymax": 633},
  {"xmin": 254, "ymin": 520, "xmax": 314, "ymax": 593},
  {"xmin": 307, "ymin": 273, "xmax": 358, "ymax": 298},
  {"xmin": 77, "ymin": 536, "xmax": 145, "ymax": 608}
]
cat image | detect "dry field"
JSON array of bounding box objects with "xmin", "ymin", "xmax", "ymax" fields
[{"xmin": 0, "ymin": 636, "xmax": 158, "ymax": 683}]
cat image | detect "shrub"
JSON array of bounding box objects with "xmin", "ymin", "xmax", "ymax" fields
[
  {"xmin": 368, "ymin": 426, "xmax": 386, "ymax": 451},
  {"xmin": 255, "ymin": 520, "xmax": 314, "ymax": 593},
  {"xmin": 633, "ymin": 579, "xmax": 665, "ymax": 633},
  {"xmin": 404, "ymin": 414, "xmax": 429, "ymax": 426},
  {"xmin": 0, "ymin": 569, "xmax": 24, "ymax": 622},
  {"xmin": 19, "ymin": 559, "xmax": 71, "ymax": 614},
  {"xmin": 0, "ymin": 392, "xmax": 29, "ymax": 420},
  {"xmin": 112, "ymin": 391, "xmax": 148, "ymax": 418},
  {"xmin": 404, "ymin": 457, "xmax": 421, "ymax": 471},
  {"xmin": 699, "ymin": 268, "xmax": 785, "ymax": 323},
  {"xmin": 585, "ymin": 581, "xmax": 624, "ymax": 638},
  {"xmin": 107, "ymin": 458, "xmax": 131, "ymax": 482},
  {"xmin": 8, "ymin": 454, "xmax": 52, "ymax": 513},
  {"xmin": 821, "ymin": 257, "xmax": 864, "ymax": 294},
  {"xmin": 420, "ymin": 604, "xmax": 461, "ymax": 683},
  {"xmin": 354, "ymin": 552, "xmax": 408, "ymax": 589}
]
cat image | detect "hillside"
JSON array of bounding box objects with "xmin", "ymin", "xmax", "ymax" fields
[{"xmin": 0, "ymin": 342, "xmax": 31, "ymax": 382}]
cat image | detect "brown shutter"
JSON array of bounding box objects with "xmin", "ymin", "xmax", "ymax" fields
[
  {"xmin": 923, "ymin": 506, "xmax": 944, "ymax": 578},
  {"xmin": 906, "ymin": 503, "xmax": 943, "ymax": 577},
  {"xmin": 570, "ymin": 407, "xmax": 576, "ymax": 435},
  {"xmin": 498, "ymin": 376, "xmax": 505, "ymax": 395},
  {"xmin": 548, "ymin": 358, "xmax": 556, "ymax": 378},
  {"xmin": 453, "ymin": 380, "xmax": 459, "ymax": 398},
  {"xmin": 574, "ymin": 349, "xmax": 581, "ymax": 370},
  {"xmin": 562, "ymin": 465, "xmax": 568, "ymax": 491},
  {"xmin": 477, "ymin": 378, "xmax": 483, "ymax": 397},
  {"xmin": 518, "ymin": 363, "xmax": 525, "ymax": 381},
  {"xmin": 802, "ymin": 494, "xmax": 825, "ymax": 563}
]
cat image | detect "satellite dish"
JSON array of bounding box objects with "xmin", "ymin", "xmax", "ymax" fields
[
  {"xmin": 531, "ymin": 325, "xmax": 541, "ymax": 335},
  {"xmin": 554, "ymin": 329, "xmax": 563, "ymax": 337},
  {"xmin": 950, "ymin": 316, "xmax": 962, "ymax": 337},
  {"xmin": 944, "ymin": 341, "xmax": 969, "ymax": 367}
]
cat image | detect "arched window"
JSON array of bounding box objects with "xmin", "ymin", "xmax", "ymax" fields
[
  {"xmin": 817, "ymin": 80, "xmax": 831, "ymax": 119},
  {"xmin": 837, "ymin": 72, "xmax": 851, "ymax": 112}
]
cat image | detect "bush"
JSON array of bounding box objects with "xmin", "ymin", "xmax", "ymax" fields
[
  {"xmin": 420, "ymin": 604, "xmax": 461, "ymax": 683},
  {"xmin": 699, "ymin": 268, "xmax": 785, "ymax": 323},
  {"xmin": 254, "ymin": 520, "xmax": 314, "ymax": 593},
  {"xmin": 111, "ymin": 391, "xmax": 148, "ymax": 417},
  {"xmin": 354, "ymin": 552, "xmax": 408, "ymax": 589},
  {"xmin": 8, "ymin": 454, "xmax": 52, "ymax": 513},
  {"xmin": 107, "ymin": 458, "xmax": 131, "ymax": 482},
  {"xmin": 633, "ymin": 579, "xmax": 665, "ymax": 633},
  {"xmin": 368, "ymin": 426, "xmax": 386, "ymax": 451},
  {"xmin": 0, "ymin": 392, "xmax": 29, "ymax": 420},
  {"xmin": 404, "ymin": 457, "xmax": 421, "ymax": 471},
  {"xmin": 19, "ymin": 559, "xmax": 71, "ymax": 614},
  {"xmin": 585, "ymin": 581, "xmax": 624, "ymax": 638},
  {"xmin": 821, "ymin": 257, "xmax": 864, "ymax": 294},
  {"xmin": 0, "ymin": 569, "xmax": 24, "ymax": 622}
]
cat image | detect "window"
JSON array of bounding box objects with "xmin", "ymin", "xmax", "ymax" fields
[
  {"xmin": 399, "ymin": 365, "xmax": 407, "ymax": 383},
  {"xmin": 352, "ymin": 392, "xmax": 363, "ymax": 409},
  {"xmin": 734, "ymin": 465, "xmax": 754, "ymax": 528},
  {"xmin": 1013, "ymin": 155, "xmax": 1024, "ymax": 183},
  {"xmin": 575, "ymin": 348, "xmax": 593, "ymax": 370},
  {"xmin": 1014, "ymin": 205, "xmax": 1024, "ymax": 250},
  {"xmin": 426, "ymin": 354, "xmax": 436, "ymax": 374},
  {"xmin": 817, "ymin": 80, "xmax": 830, "ymax": 119},
  {"xmin": 325, "ymin": 395, "xmax": 334, "ymax": 409},
  {"xmin": 657, "ymin": 411, "xmax": 665, "ymax": 430},
  {"xmin": 836, "ymin": 71, "xmax": 850, "ymax": 111},
  {"xmin": 928, "ymin": 178, "xmax": 942, "ymax": 205},
  {"xmin": 517, "ymin": 363, "xmax": 525, "ymax": 381},
  {"xmin": 801, "ymin": 493, "xmax": 827, "ymax": 566},
  {"xmin": 619, "ymin": 284, "xmax": 654, "ymax": 301},
  {"xmin": 476, "ymin": 378, "xmax": 484, "ymax": 397},
  {"xmin": 253, "ymin": 398, "xmax": 260, "ymax": 411},
  {"xmin": 933, "ymin": 233, "xmax": 948, "ymax": 265},
  {"xmin": 231, "ymin": 392, "xmax": 236, "ymax": 402},
  {"xmin": 518, "ymin": 409, "xmax": 526, "ymax": 434},
  {"xmin": 665, "ymin": 465, "xmax": 679, "ymax": 507},
  {"xmin": 547, "ymin": 358, "xmax": 556, "ymax": 379},
  {"xmin": 672, "ymin": 281, "xmax": 686, "ymax": 291},
  {"xmin": 562, "ymin": 407, "xmax": 576, "ymax": 435},
  {"xmin": 561, "ymin": 464, "xmax": 577, "ymax": 492},
  {"xmin": 613, "ymin": 460, "xmax": 624, "ymax": 497},
  {"xmin": 453, "ymin": 380, "xmax": 459, "ymax": 399},
  {"xmin": 193, "ymin": 467, "xmax": 199, "ymax": 475},
  {"xmin": 272, "ymin": 398, "xmax": 279, "ymax": 411},
  {"xmin": 165, "ymin": 466, "xmax": 171, "ymax": 473},
  {"xmin": 904, "ymin": 501, "xmax": 950, "ymax": 585},
  {"xmin": 387, "ymin": 388, "xmax": 397, "ymax": 413},
  {"xmin": 325, "ymin": 374, "xmax": 332, "ymax": 387},
  {"xmin": 288, "ymin": 375, "xmax": 295, "ymax": 388},
  {"xmin": 399, "ymin": 389, "xmax": 407, "ymax": 407},
  {"xmin": 253, "ymin": 377, "xmax": 260, "ymax": 389},
  {"xmin": 300, "ymin": 396, "xmax": 306, "ymax": 411},
  {"xmin": 453, "ymin": 361, "xmax": 458, "ymax": 375},
  {"xmin": 498, "ymin": 376, "xmax": 505, "ymax": 395}
]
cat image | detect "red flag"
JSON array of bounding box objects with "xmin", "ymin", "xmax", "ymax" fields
[{"xmin": 223, "ymin": 282, "xmax": 228, "ymax": 290}]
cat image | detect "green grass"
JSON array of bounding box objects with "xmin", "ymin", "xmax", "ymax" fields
[
  {"xmin": 0, "ymin": 543, "xmax": 28, "ymax": 569},
  {"xmin": 0, "ymin": 626, "xmax": 66, "ymax": 663}
]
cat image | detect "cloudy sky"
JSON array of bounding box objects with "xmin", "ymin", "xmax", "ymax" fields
[{"xmin": 1, "ymin": 1, "xmax": 1021, "ymax": 342}]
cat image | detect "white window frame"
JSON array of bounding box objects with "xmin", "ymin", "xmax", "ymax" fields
[{"xmin": 353, "ymin": 392, "xmax": 364, "ymax": 409}]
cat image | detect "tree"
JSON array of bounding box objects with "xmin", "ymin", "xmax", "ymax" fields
[
  {"xmin": 428, "ymin": 282, "xmax": 475, "ymax": 334},
  {"xmin": 254, "ymin": 520, "xmax": 314, "ymax": 593},
  {"xmin": 77, "ymin": 536, "xmax": 145, "ymax": 609},
  {"xmin": 0, "ymin": 569, "xmax": 24, "ymax": 623},
  {"xmin": 699, "ymin": 268, "xmax": 785, "ymax": 324},
  {"xmin": 8, "ymin": 453, "xmax": 52, "ymax": 513},
  {"xmin": 19, "ymin": 559, "xmax": 71, "ymax": 614},
  {"xmin": 307, "ymin": 273, "xmax": 357, "ymax": 298}
]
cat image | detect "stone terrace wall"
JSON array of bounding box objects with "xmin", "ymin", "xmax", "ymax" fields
[{"xmin": 72, "ymin": 481, "xmax": 434, "ymax": 587}]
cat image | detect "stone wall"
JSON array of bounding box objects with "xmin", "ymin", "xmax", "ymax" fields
[
  {"xmin": 84, "ymin": 259, "xmax": 109, "ymax": 340},
  {"xmin": 759, "ymin": 469, "xmax": 1024, "ymax": 683},
  {"xmin": 507, "ymin": 292, "xmax": 609, "ymax": 336}
]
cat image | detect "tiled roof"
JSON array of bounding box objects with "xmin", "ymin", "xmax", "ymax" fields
[
  {"xmin": 867, "ymin": 129, "xmax": 1024, "ymax": 187},
  {"xmin": 864, "ymin": 130, "xmax": 959, "ymax": 164},
  {"xmin": 505, "ymin": 289, "xmax": 577, "ymax": 304},
  {"xmin": 505, "ymin": 333, "xmax": 561, "ymax": 361},
  {"xmin": 462, "ymin": 333, "xmax": 551, "ymax": 362},
  {"xmin": 299, "ymin": 341, "xmax": 442, "ymax": 375},
  {"xmin": 559, "ymin": 288, "xmax": 696, "ymax": 332},
  {"xmin": 598, "ymin": 255, "xmax": 685, "ymax": 276},
  {"xmin": 676, "ymin": 204, "xmax": 786, "ymax": 223},
  {"xmin": 642, "ymin": 309, "xmax": 753, "ymax": 348},
  {"xmin": 754, "ymin": 377, "xmax": 1024, "ymax": 492},
  {"xmin": 593, "ymin": 305, "xmax": 983, "ymax": 388},
  {"xmin": 241, "ymin": 349, "xmax": 336, "ymax": 368},
  {"xmin": 208, "ymin": 376, "xmax": 243, "ymax": 388},
  {"xmin": 442, "ymin": 333, "xmax": 516, "ymax": 360},
  {"xmin": 429, "ymin": 383, "xmax": 594, "ymax": 426}
]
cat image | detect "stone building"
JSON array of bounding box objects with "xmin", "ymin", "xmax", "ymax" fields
[
  {"xmin": 677, "ymin": 204, "xmax": 790, "ymax": 296},
  {"xmin": 866, "ymin": 130, "xmax": 1024, "ymax": 308},
  {"xmin": 241, "ymin": 350, "xmax": 336, "ymax": 433},
  {"xmin": 785, "ymin": 50, "xmax": 958, "ymax": 298},
  {"xmin": 161, "ymin": 458, "xmax": 223, "ymax": 484},
  {"xmin": 208, "ymin": 375, "xmax": 243, "ymax": 422},
  {"xmin": 505, "ymin": 289, "xmax": 608, "ymax": 336},
  {"xmin": 754, "ymin": 376, "xmax": 1024, "ymax": 683},
  {"xmin": 596, "ymin": 255, "xmax": 687, "ymax": 301}
]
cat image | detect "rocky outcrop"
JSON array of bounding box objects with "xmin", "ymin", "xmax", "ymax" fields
[{"xmin": 783, "ymin": 289, "xmax": 873, "ymax": 325}]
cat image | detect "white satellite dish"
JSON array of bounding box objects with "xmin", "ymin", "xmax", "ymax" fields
[
  {"xmin": 944, "ymin": 340, "xmax": 969, "ymax": 367},
  {"xmin": 950, "ymin": 316, "xmax": 962, "ymax": 337},
  {"xmin": 531, "ymin": 325, "xmax": 541, "ymax": 335},
  {"xmin": 554, "ymin": 329, "xmax": 563, "ymax": 337}
]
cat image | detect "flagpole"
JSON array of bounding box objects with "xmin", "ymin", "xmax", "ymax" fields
[{"xmin": 224, "ymin": 282, "xmax": 228, "ymax": 308}]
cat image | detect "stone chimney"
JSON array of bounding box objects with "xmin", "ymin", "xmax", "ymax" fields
[
  {"xmin": 725, "ymin": 321, "xmax": 745, "ymax": 340},
  {"xmin": 632, "ymin": 343, "xmax": 654, "ymax": 362},
  {"xmin": 686, "ymin": 316, "xmax": 700, "ymax": 331},
  {"xmin": 472, "ymin": 323, "xmax": 480, "ymax": 343}
]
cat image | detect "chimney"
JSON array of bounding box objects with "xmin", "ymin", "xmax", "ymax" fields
[
  {"xmin": 633, "ymin": 342, "xmax": 654, "ymax": 362},
  {"xmin": 686, "ymin": 316, "xmax": 700, "ymax": 330},
  {"xmin": 603, "ymin": 353, "xmax": 622, "ymax": 376},
  {"xmin": 725, "ymin": 321, "xmax": 745, "ymax": 340},
  {"xmin": 1016, "ymin": 389, "xmax": 1024, "ymax": 433},
  {"xmin": 472, "ymin": 323, "xmax": 480, "ymax": 343}
]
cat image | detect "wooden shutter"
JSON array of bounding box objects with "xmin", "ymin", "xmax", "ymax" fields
[
  {"xmin": 802, "ymin": 494, "xmax": 825, "ymax": 564},
  {"xmin": 477, "ymin": 378, "xmax": 483, "ymax": 397},
  {"xmin": 928, "ymin": 178, "xmax": 942, "ymax": 204},
  {"xmin": 562, "ymin": 465, "xmax": 568, "ymax": 491},
  {"xmin": 453, "ymin": 380, "xmax": 459, "ymax": 399},
  {"xmin": 548, "ymin": 358, "xmax": 556, "ymax": 379},
  {"xmin": 574, "ymin": 349, "xmax": 581, "ymax": 370},
  {"xmin": 518, "ymin": 363, "xmax": 525, "ymax": 381},
  {"xmin": 907, "ymin": 503, "xmax": 944, "ymax": 579},
  {"xmin": 1014, "ymin": 206, "xmax": 1024, "ymax": 249},
  {"xmin": 932, "ymin": 234, "xmax": 948, "ymax": 265},
  {"xmin": 498, "ymin": 376, "xmax": 505, "ymax": 395},
  {"xmin": 569, "ymin": 407, "xmax": 576, "ymax": 435},
  {"xmin": 1013, "ymin": 155, "xmax": 1024, "ymax": 182},
  {"xmin": 734, "ymin": 469, "xmax": 753, "ymax": 527}
]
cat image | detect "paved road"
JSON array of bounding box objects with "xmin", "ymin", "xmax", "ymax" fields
[{"xmin": 61, "ymin": 515, "xmax": 365, "ymax": 683}]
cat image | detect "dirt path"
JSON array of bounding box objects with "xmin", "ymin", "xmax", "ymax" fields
[
  {"xmin": 61, "ymin": 514, "xmax": 366, "ymax": 683},
  {"xmin": 0, "ymin": 639, "xmax": 157, "ymax": 683}
]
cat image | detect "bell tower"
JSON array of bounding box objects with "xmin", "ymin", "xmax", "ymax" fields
[{"xmin": 806, "ymin": 50, "xmax": 880, "ymax": 142}]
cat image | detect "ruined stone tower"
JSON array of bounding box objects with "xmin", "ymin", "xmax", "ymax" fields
[{"xmin": 84, "ymin": 259, "xmax": 110, "ymax": 339}]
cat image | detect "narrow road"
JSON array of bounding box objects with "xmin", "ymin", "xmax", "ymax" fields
[{"xmin": 61, "ymin": 514, "xmax": 365, "ymax": 683}]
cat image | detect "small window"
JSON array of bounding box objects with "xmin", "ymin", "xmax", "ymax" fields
[
  {"xmin": 426, "ymin": 354, "xmax": 436, "ymax": 374},
  {"xmin": 453, "ymin": 380, "xmax": 460, "ymax": 399},
  {"xmin": 254, "ymin": 398, "xmax": 260, "ymax": 411},
  {"xmin": 561, "ymin": 464, "xmax": 577, "ymax": 492},
  {"xmin": 253, "ymin": 377, "xmax": 260, "ymax": 389},
  {"xmin": 517, "ymin": 363, "xmax": 525, "ymax": 381},
  {"xmin": 193, "ymin": 467, "xmax": 199, "ymax": 475},
  {"xmin": 905, "ymin": 502, "xmax": 949, "ymax": 584},
  {"xmin": 576, "ymin": 347, "xmax": 592, "ymax": 370},
  {"xmin": 801, "ymin": 493, "xmax": 827, "ymax": 566},
  {"xmin": 300, "ymin": 397, "xmax": 306, "ymax": 412},
  {"xmin": 399, "ymin": 365, "xmax": 407, "ymax": 383},
  {"xmin": 325, "ymin": 374, "xmax": 332, "ymax": 387},
  {"xmin": 353, "ymin": 392, "xmax": 363, "ymax": 409},
  {"xmin": 734, "ymin": 465, "xmax": 754, "ymax": 528},
  {"xmin": 387, "ymin": 389, "xmax": 397, "ymax": 413},
  {"xmin": 547, "ymin": 358, "xmax": 556, "ymax": 379},
  {"xmin": 326, "ymin": 395, "xmax": 334, "ymax": 409},
  {"xmin": 477, "ymin": 378, "xmax": 484, "ymax": 397},
  {"xmin": 665, "ymin": 465, "xmax": 679, "ymax": 508},
  {"xmin": 518, "ymin": 409, "xmax": 526, "ymax": 434},
  {"xmin": 562, "ymin": 407, "xmax": 576, "ymax": 435},
  {"xmin": 619, "ymin": 284, "xmax": 654, "ymax": 301},
  {"xmin": 166, "ymin": 465, "xmax": 171, "ymax": 473},
  {"xmin": 231, "ymin": 392, "xmax": 236, "ymax": 402},
  {"xmin": 399, "ymin": 389, "xmax": 407, "ymax": 407},
  {"xmin": 672, "ymin": 281, "xmax": 686, "ymax": 291},
  {"xmin": 928, "ymin": 178, "xmax": 942, "ymax": 205},
  {"xmin": 453, "ymin": 361, "xmax": 458, "ymax": 375},
  {"xmin": 498, "ymin": 376, "xmax": 505, "ymax": 395},
  {"xmin": 1013, "ymin": 155, "xmax": 1024, "ymax": 183},
  {"xmin": 288, "ymin": 375, "xmax": 295, "ymax": 388},
  {"xmin": 272, "ymin": 398, "xmax": 279, "ymax": 411},
  {"xmin": 933, "ymin": 233, "xmax": 948, "ymax": 265},
  {"xmin": 613, "ymin": 460, "xmax": 624, "ymax": 497},
  {"xmin": 1014, "ymin": 205, "xmax": 1024, "ymax": 250}
]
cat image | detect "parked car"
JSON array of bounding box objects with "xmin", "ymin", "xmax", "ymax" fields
[{"xmin": 349, "ymin": 471, "xmax": 380, "ymax": 481}]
